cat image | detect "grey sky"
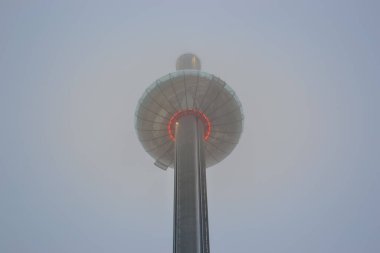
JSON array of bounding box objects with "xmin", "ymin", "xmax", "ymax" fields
[{"xmin": 0, "ymin": 1, "xmax": 379, "ymax": 252}]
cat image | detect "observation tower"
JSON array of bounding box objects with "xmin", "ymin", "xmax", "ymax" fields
[{"xmin": 135, "ymin": 54, "xmax": 243, "ymax": 253}]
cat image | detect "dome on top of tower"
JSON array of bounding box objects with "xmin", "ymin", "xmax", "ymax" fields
[{"xmin": 176, "ymin": 53, "xmax": 201, "ymax": 70}]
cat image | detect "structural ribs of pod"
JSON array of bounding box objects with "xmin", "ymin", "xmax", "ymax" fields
[{"xmin": 135, "ymin": 53, "xmax": 244, "ymax": 170}]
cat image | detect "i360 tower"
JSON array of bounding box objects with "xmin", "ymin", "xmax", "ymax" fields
[{"xmin": 135, "ymin": 54, "xmax": 243, "ymax": 253}]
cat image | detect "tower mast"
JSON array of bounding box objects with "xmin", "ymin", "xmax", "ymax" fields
[{"xmin": 174, "ymin": 115, "xmax": 209, "ymax": 253}]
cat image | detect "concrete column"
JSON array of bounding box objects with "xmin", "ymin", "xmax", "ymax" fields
[{"xmin": 173, "ymin": 115, "xmax": 210, "ymax": 253}]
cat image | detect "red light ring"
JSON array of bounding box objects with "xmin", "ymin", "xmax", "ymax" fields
[{"xmin": 168, "ymin": 109, "xmax": 211, "ymax": 141}]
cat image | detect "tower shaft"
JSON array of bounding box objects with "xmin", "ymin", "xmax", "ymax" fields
[{"xmin": 174, "ymin": 115, "xmax": 210, "ymax": 253}]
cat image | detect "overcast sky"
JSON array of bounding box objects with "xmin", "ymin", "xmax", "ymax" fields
[{"xmin": 1, "ymin": 1, "xmax": 379, "ymax": 252}]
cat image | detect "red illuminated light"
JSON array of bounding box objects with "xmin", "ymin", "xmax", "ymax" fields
[{"xmin": 168, "ymin": 109, "xmax": 211, "ymax": 141}]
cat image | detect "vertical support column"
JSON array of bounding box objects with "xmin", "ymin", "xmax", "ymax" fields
[{"xmin": 173, "ymin": 115, "xmax": 210, "ymax": 253}]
